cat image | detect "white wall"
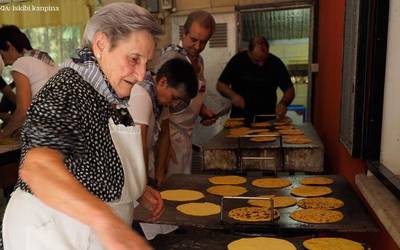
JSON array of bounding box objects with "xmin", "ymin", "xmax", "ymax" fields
[{"xmin": 380, "ymin": 0, "xmax": 400, "ymax": 175}]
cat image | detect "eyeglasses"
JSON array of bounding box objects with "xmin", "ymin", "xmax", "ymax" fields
[{"xmin": 169, "ymin": 95, "xmax": 191, "ymax": 113}]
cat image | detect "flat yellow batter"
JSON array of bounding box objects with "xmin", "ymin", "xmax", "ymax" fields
[
  {"xmin": 208, "ymin": 175, "xmax": 247, "ymax": 185},
  {"xmin": 160, "ymin": 189, "xmax": 204, "ymax": 201},
  {"xmin": 300, "ymin": 177, "xmax": 334, "ymax": 185},
  {"xmin": 206, "ymin": 185, "xmax": 248, "ymax": 196},
  {"xmin": 251, "ymin": 178, "xmax": 292, "ymax": 188},
  {"xmin": 228, "ymin": 237, "xmax": 297, "ymax": 250},
  {"xmin": 176, "ymin": 202, "xmax": 221, "ymax": 216},
  {"xmin": 290, "ymin": 186, "xmax": 333, "ymax": 197},
  {"xmin": 303, "ymin": 237, "xmax": 363, "ymax": 250}
]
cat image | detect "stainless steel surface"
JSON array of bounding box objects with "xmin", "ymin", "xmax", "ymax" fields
[
  {"xmin": 134, "ymin": 174, "xmax": 378, "ymax": 233},
  {"xmin": 201, "ymin": 123, "xmax": 324, "ymax": 172}
]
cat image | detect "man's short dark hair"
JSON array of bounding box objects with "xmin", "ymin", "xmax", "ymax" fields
[
  {"xmin": 248, "ymin": 36, "xmax": 269, "ymax": 52},
  {"xmin": 183, "ymin": 10, "xmax": 216, "ymax": 38},
  {"xmin": 156, "ymin": 58, "xmax": 198, "ymax": 100},
  {"xmin": 0, "ymin": 25, "xmax": 33, "ymax": 53}
]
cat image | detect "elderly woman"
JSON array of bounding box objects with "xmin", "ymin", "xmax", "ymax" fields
[
  {"xmin": 2, "ymin": 3, "xmax": 163, "ymax": 250},
  {"xmin": 0, "ymin": 25, "xmax": 58, "ymax": 138}
]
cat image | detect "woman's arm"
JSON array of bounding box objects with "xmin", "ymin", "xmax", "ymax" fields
[
  {"xmin": 0, "ymin": 71, "xmax": 31, "ymax": 138},
  {"xmin": 21, "ymin": 147, "xmax": 152, "ymax": 250}
]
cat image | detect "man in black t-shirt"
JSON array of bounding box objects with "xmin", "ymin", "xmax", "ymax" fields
[{"xmin": 216, "ymin": 36, "xmax": 295, "ymax": 121}]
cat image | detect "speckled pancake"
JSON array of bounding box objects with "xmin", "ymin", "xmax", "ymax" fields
[
  {"xmin": 207, "ymin": 185, "xmax": 248, "ymax": 196},
  {"xmin": 252, "ymin": 178, "xmax": 292, "ymax": 188},
  {"xmin": 176, "ymin": 202, "xmax": 221, "ymax": 216},
  {"xmin": 303, "ymin": 237, "xmax": 363, "ymax": 250},
  {"xmin": 300, "ymin": 177, "xmax": 334, "ymax": 185},
  {"xmin": 297, "ymin": 197, "xmax": 344, "ymax": 210},
  {"xmin": 208, "ymin": 175, "xmax": 247, "ymax": 185},
  {"xmin": 290, "ymin": 209, "xmax": 344, "ymax": 223},
  {"xmin": 248, "ymin": 195, "xmax": 297, "ymax": 208},
  {"xmin": 161, "ymin": 189, "xmax": 204, "ymax": 201},
  {"xmin": 228, "ymin": 206, "xmax": 280, "ymax": 222},
  {"xmin": 290, "ymin": 186, "xmax": 333, "ymax": 197},
  {"xmin": 228, "ymin": 237, "xmax": 296, "ymax": 250}
]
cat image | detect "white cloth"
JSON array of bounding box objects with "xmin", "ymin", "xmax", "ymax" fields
[
  {"xmin": 2, "ymin": 118, "xmax": 146, "ymax": 250},
  {"xmin": 11, "ymin": 56, "xmax": 58, "ymax": 96},
  {"xmin": 167, "ymin": 58, "xmax": 206, "ymax": 176}
]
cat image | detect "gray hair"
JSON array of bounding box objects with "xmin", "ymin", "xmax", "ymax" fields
[
  {"xmin": 82, "ymin": 2, "xmax": 163, "ymax": 49},
  {"xmin": 183, "ymin": 10, "xmax": 216, "ymax": 37}
]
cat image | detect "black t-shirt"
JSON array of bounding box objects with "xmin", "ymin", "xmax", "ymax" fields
[{"xmin": 219, "ymin": 51, "xmax": 293, "ymax": 118}]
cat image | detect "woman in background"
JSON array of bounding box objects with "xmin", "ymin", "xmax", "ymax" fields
[{"xmin": 0, "ymin": 25, "xmax": 58, "ymax": 138}]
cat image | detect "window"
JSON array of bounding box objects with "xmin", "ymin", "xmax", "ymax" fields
[
  {"xmin": 23, "ymin": 26, "xmax": 81, "ymax": 65},
  {"xmin": 339, "ymin": 0, "xmax": 399, "ymax": 198}
]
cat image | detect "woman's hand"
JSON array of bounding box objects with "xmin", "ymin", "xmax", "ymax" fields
[
  {"xmin": 93, "ymin": 215, "xmax": 153, "ymax": 250},
  {"xmin": 138, "ymin": 185, "xmax": 164, "ymax": 222}
]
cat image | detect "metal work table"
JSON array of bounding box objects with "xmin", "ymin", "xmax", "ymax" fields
[
  {"xmin": 200, "ymin": 123, "xmax": 324, "ymax": 172},
  {"xmin": 134, "ymin": 174, "xmax": 378, "ymax": 233}
]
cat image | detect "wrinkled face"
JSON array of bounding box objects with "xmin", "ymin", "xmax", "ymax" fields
[
  {"xmin": 95, "ymin": 30, "xmax": 155, "ymax": 98},
  {"xmin": 0, "ymin": 42, "xmax": 21, "ymax": 66},
  {"xmin": 181, "ymin": 22, "xmax": 211, "ymax": 58},
  {"xmin": 155, "ymin": 77, "xmax": 187, "ymax": 108},
  {"xmin": 251, "ymin": 38, "xmax": 269, "ymax": 64}
]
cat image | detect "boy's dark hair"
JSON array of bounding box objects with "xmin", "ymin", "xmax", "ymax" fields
[
  {"xmin": 156, "ymin": 58, "xmax": 198, "ymax": 101},
  {"xmin": 0, "ymin": 25, "xmax": 33, "ymax": 53}
]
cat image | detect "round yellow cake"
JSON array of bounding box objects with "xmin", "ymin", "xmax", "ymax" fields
[
  {"xmin": 160, "ymin": 189, "xmax": 204, "ymax": 201},
  {"xmin": 303, "ymin": 237, "xmax": 363, "ymax": 250},
  {"xmin": 208, "ymin": 175, "xmax": 247, "ymax": 185},
  {"xmin": 228, "ymin": 237, "xmax": 296, "ymax": 250},
  {"xmin": 206, "ymin": 185, "xmax": 248, "ymax": 196}
]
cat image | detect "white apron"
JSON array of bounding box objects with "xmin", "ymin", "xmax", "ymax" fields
[
  {"xmin": 2, "ymin": 118, "xmax": 147, "ymax": 250},
  {"xmin": 167, "ymin": 58, "xmax": 206, "ymax": 177}
]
